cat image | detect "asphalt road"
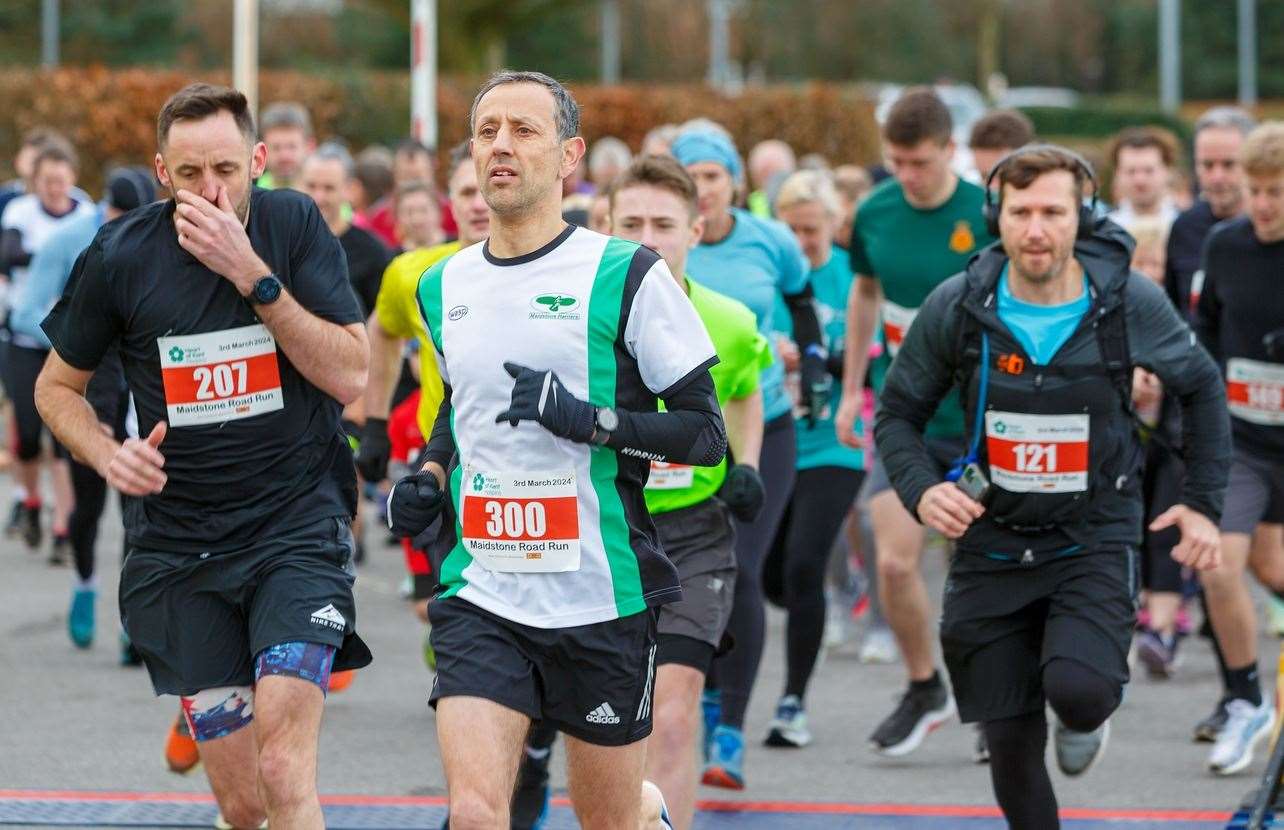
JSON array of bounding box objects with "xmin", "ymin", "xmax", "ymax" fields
[{"xmin": 0, "ymin": 498, "xmax": 1276, "ymax": 827}]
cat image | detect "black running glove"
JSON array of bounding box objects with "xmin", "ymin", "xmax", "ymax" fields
[
  {"xmin": 495, "ymin": 361, "xmax": 595, "ymax": 443},
  {"xmin": 387, "ymin": 471, "xmax": 447, "ymax": 538},
  {"xmin": 719, "ymin": 463, "xmax": 766, "ymax": 523},
  {"xmin": 356, "ymin": 417, "xmax": 391, "ymax": 482},
  {"xmin": 799, "ymin": 346, "xmax": 833, "ymax": 429}
]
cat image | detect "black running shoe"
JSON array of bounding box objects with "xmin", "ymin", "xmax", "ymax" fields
[
  {"xmin": 5, "ymin": 500, "xmax": 22, "ymax": 538},
  {"xmin": 21, "ymin": 503, "xmax": 41, "ymax": 550},
  {"xmin": 48, "ymin": 534, "xmax": 70, "ymax": 566},
  {"xmin": 869, "ymin": 681, "xmax": 955, "ymax": 756},
  {"xmin": 1194, "ymin": 697, "xmax": 1232, "ymax": 743}
]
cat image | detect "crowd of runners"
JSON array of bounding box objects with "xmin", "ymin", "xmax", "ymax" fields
[{"xmin": 2, "ymin": 68, "xmax": 1283, "ymax": 830}]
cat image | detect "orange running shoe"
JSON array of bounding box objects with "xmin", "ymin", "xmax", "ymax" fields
[
  {"xmin": 165, "ymin": 710, "xmax": 200, "ymax": 774},
  {"xmin": 328, "ymin": 669, "xmax": 356, "ymax": 693}
]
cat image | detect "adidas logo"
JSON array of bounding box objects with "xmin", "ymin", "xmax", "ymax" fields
[
  {"xmin": 310, "ymin": 604, "xmax": 346, "ymax": 631},
  {"xmin": 586, "ymin": 702, "xmax": 621, "ymax": 725}
]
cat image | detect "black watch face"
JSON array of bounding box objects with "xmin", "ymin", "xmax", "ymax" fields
[{"xmin": 256, "ymin": 277, "xmax": 281, "ymax": 303}]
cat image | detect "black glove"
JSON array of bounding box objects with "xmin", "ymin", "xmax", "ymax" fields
[
  {"xmin": 387, "ymin": 471, "xmax": 447, "ymax": 538},
  {"xmin": 799, "ymin": 346, "xmax": 833, "ymax": 428},
  {"xmin": 495, "ymin": 361, "xmax": 595, "ymax": 443},
  {"xmin": 719, "ymin": 463, "xmax": 766, "ymax": 523},
  {"xmin": 355, "ymin": 417, "xmax": 391, "ymax": 481}
]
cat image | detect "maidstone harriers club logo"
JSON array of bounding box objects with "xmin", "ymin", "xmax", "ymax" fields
[{"xmin": 529, "ymin": 293, "xmax": 582, "ymax": 319}]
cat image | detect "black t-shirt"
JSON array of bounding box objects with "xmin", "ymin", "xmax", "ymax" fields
[
  {"xmin": 338, "ymin": 225, "xmax": 391, "ymax": 316},
  {"xmin": 1164, "ymin": 199, "xmax": 1218, "ymax": 318},
  {"xmin": 1194, "ymin": 215, "xmax": 1284, "ymax": 460},
  {"xmin": 42, "ymin": 187, "xmax": 363, "ymax": 553}
]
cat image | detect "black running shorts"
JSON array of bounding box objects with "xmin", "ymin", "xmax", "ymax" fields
[
  {"xmin": 940, "ymin": 546, "xmax": 1138, "ymax": 723},
  {"xmin": 120, "ymin": 517, "xmax": 372, "ymax": 696},
  {"xmin": 652, "ymin": 499, "xmax": 737, "ymax": 673},
  {"xmin": 428, "ymin": 596, "xmax": 657, "ymax": 747}
]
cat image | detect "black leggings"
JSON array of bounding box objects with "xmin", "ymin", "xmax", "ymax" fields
[
  {"xmin": 772, "ymin": 466, "xmax": 865, "ymax": 700},
  {"xmin": 711, "ymin": 414, "xmax": 797, "ymax": 729},
  {"xmin": 68, "ymin": 460, "xmax": 109, "ymax": 581},
  {"xmin": 3, "ymin": 343, "xmax": 67, "ymax": 461},
  {"xmin": 983, "ymin": 658, "xmax": 1120, "ymax": 829}
]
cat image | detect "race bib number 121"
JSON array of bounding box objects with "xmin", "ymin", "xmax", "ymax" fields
[{"xmin": 158, "ymin": 324, "xmax": 284, "ymax": 427}]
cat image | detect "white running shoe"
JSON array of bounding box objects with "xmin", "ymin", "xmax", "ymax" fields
[
  {"xmin": 1208, "ymin": 698, "xmax": 1275, "ymax": 776},
  {"xmin": 858, "ymin": 626, "xmax": 899, "ymax": 664}
]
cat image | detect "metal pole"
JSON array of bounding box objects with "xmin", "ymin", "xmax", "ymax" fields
[
  {"xmin": 233, "ymin": 0, "xmax": 259, "ymax": 121},
  {"xmin": 41, "ymin": 0, "xmax": 58, "ymax": 68},
  {"xmin": 1239, "ymin": 0, "xmax": 1257, "ymax": 108},
  {"xmin": 1158, "ymin": 0, "xmax": 1180, "ymax": 114},
  {"xmin": 707, "ymin": 0, "xmax": 730, "ymax": 90},
  {"xmin": 600, "ymin": 0, "xmax": 621, "ymax": 85},
  {"xmin": 411, "ymin": 0, "xmax": 438, "ymax": 148}
]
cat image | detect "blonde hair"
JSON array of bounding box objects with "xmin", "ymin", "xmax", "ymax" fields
[
  {"xmin": 774, "ymin": 169, "xmax": 841, "ymax": 217},
  {"xmin": 1241, "ymin": 122, "xmax": 1284, "ymax": 178},
  {"xmin": 1127, "ymin": 218, "xmax": 1169, "ymax": 252}
]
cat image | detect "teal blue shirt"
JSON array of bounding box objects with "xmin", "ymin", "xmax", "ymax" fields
[
  {"xmin": 687, "ymin": 208, "xmax": 809, "ymax": 421},
  {"xmin": 996, "ymin": 264, "xmax": 1090, "ymax": 364},
  {"xmin": 796, "ymin": 246, "xmax": 865, "ymax": 471}
]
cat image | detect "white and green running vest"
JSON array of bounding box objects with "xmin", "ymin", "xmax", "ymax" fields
[{"xmin": 418, "ymin": 226, "xmax": 717, "ymax": 628}]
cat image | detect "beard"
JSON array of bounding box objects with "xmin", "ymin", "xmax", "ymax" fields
[{"xmin": 1013, "ymin": 248, "xmax": 1072, "ymax": 284}]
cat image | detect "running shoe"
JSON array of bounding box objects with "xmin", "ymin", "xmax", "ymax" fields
[
  {"xmin": 858, "ymin": 626, "xmax": 899, "ymax": 664},
  {"xmin": 20, "ymin": 502, "xmax": 40, "ymax": 550},
  {"xmin": 511, "ymin": 743, "xmax": 552, "ymax": 830},
  {"xmin": 702, "ymin": 725, "xmax": 746, "ymax": 789},
  {"xmin": 1208, "ymin": 698, "xmax": 1275, "ymax": 776},
  {"xmin": 1135, "ymin": 629, "xmax": 1181, "ymax": 679},
  {"xmin": 328, "ymin": 669, "xmax": 356, "ymax": 693},
  {"xmin": 974, "ymin": 724, "xmax": 989, "ymax": 764},
  {"xmin": 4, "ymin": 499, "xmax": 21, "ymax": 538},
  {"xmin": 700, "ymin": 688, "xmax": 721, "ymax": 762},
  {"xmin": 869, "ymin": 681, "xmax": 955, "ymax": 756},
  {"xmin": 1054, "ymin": 718, "xmax": 1110, "ymax": 776},
  {"xmin": 68, "ymin": 586, "xmax": 95, "ymax": 649},
  {"xmin": 765, "ymin": 694, "xmax": 812, "ymax": 748},
  {"xmin": 1194, "ymin": 697, "xmax": 1232, "ymax": 743},
  {"xmin": 48, "ymin": 533, "xmax": 70, "ymax": 567},
  {"xmin": 641, "ymin": 780, "xmax": 675, "ymax": 830},
  {"xmin": 213, "ymin": 815, "xmax": 266, "ymax": 830},
  {"xmin": 165, "ymin": 712, "xmax": 200, "ymax": 775}
]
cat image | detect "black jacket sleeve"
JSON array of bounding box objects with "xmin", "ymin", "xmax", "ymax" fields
[
  {"xmin": 872, "ymin": 275, "xmax": 968, "ymax": 519},
  {"xmin": 605, "ymin": 370, "xmax": 727, "ymax": 466},
  {"xmin": 1126, "ymin": 274, "xmax": 1230, "ymax": 522},
  {"xmin": 0, "ymin": 228, "xmax": 30, "ymax": 275},
  {"xmin": 1192, "ymin": 235, "xmax": 1222, "ymax": 365},
  {"xmin": 422, "ymin": 384, "xmax": 456, "ymax": 472},
  {"xmin": 784, "ymin": 284, "xmax": 823, "ymax": 353}
]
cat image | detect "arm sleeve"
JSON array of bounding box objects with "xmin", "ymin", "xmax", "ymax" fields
[
  {"xmin": 872, "ymin": 277, "xmax": 966, "ymax": 519},
  {"xmin": 1127, "ymin": 274, "xmax": 1230, "ymax": 522},
  {"xmin": 847, "ymin": 208, "xmax": 874, "ymax": 277},
  {"xmin": 784, "ymin": 284, "xmax": 823, "ymax": 352},
  {"xmin": 605, "ymin": 370, "xmax": 727, "ymax": 467},
  {"xmin": 422, "ymin": 384, "xmax": 456, "ymax": 471},
  {"xmin": 39, "ymin": 238, "xmax": 122, "ymax": 372},
  {"xmin": 288, "ymin": 198, "xmax": 364, "ymax": 326},
  {"xmin": 84, "ymin": 346, "xmax": 127, "ymax": 425},
  {"xmin": 1192, "ymin": 236, "xmax": 1222, "ymax": 365}
]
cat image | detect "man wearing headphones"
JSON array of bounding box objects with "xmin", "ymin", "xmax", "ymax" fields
[{"xmin": 874, "ymin": 144, "xmax": 1229, "ymax": 828}]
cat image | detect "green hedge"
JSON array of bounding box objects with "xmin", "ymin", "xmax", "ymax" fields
[{"xmin": 1020, "ymin": 104, "xmax": 1192, "ymax": 146}]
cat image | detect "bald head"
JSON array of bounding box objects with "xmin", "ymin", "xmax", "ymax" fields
[{"xmin": 748, "ymin": 139, "xmax": 796, "ymax": 191}]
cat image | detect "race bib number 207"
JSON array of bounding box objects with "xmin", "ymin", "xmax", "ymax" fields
[{"xmin": 158, "ymin": 325, "xmax": 284, "ymax": 427}]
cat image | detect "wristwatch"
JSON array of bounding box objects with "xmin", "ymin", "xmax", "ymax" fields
[
  {"xmin": 591, "ymin": 406, "xmax": 619, "ymax": 445},
  {"xmin": 250, "ymin": 274, "xmax": 283, "ymax": 305}
]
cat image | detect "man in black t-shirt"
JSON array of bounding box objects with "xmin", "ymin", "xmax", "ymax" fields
[{"xmin": 34, "ymin": 83, "xmax": 371, "ymax": 830}]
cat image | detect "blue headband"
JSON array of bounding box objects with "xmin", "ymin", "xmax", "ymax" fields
[{"xmin": 671, "ymin": 130, "xmax": 742, "ymax": 180}]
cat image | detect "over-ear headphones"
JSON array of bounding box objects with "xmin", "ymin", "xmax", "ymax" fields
[{"xmin": 983, "ymin": 143, "xmax": 1099, "ymax": 240}]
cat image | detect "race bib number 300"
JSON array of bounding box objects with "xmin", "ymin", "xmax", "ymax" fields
[
  {"xmin": 158, "ymin": 325, "xmax": 284, "ymax": 427},
  {"xmin": 1227, "ymin": 358, "xmax": 1284, "ymax": 426},
  {"xmin": 985, "ymin": 411, "xmax": 1089, "ymax": 494},
  {"xmin": 460, "ymin": 468, "xmax": 581, "ymax": 573}
]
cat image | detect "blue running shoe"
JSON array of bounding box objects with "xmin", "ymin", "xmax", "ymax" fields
[
  {"xmin": 68, "ymin": 587, "xmax": 95, "ymax": 649},
  {"xmin": 701, "ymin": 725, "xmax": 745, "ymax": 790},
  {"xmin": 701, "ymin": 689, "xmax": 721, "ymax": 761}
]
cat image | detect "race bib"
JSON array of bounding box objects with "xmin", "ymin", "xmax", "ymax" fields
[
  {"xmin": 1227, "ymin": 358, "xmax": 1284, "ymax": 426},
  {"xmin": 881, "ymin": 300, "xmax": 917, "ymax": 358},
  {"xmin": 459, "ymin": 467, "xmax": 581, "ymax": 572},
  {"xmin": 646, "ymin": 461, "xmax": 695, "ymax": 491},
  {"xmin": 158, "ymin": 325, "xmax": 283, "ymax": 427},
  {"xmin": 985, "ymin": 411, "xmax": 1089, "ymax": 494}
]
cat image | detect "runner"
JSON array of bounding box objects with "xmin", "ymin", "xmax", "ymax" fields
[
  {"xmin": 670, "ymin": 124, "xmax": 825, "ymax": 788},
  {"xmin": 832, "ymin": 86, "xmax": 994, "ymax": 756},
  {"xmin": 1106, "ymin": 127, "xmax": 1180, "ymax": 231},
  {"xmin": 876, "ymin": 143, "xmax": 1227, "ymax": 828},
  {"xmin": 1193, "ymin": 121, "xmax": 1284, "ymax": 776},
  {"xmin": 255, "ymin": 101, "xmax": 315, "ymax": 191},
  {"xmin": 610, "ymin": 153, "xmax": 770, "ymax": 827},
  {"xmin": 967, "ymin": 109, "xmax": 1035, "ymax": 182},
  {"xmin": 34, "ymin": 83, "xmax": 372, "ymax": 829},
  {"xmin": 764, "ymin": 169, "xmax": 865, "ymax": 749},
  {"xmin": 391, "ymin": 70, "xmax": 721, "ymax": 829}
]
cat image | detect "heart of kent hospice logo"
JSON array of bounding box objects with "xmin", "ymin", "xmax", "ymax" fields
[
  {"xmin": 992, "ymin": 420, "xmax": 1007, "ymax": 435},
  {"xmin": 168, "ymin": 347, "xmax": 186, "ymax": 363},
  {"xmin": 471, "ymin": 473, "xmax": 486, "ymax": 492},
  {"xmin": 530, "ymin": 293, "xmax": 582, "ymax": 319}
]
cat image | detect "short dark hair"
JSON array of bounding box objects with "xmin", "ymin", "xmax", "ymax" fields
[
  {"xmin": 354, "ymin": 157, "xmax": 394, "ymax": 204},
  {"xmin": 607, "ymin": 154, "xmax": 698, "ymax": 220},
  {"xmin": 394, "ymin": 179, "xmax": 436, "ymax": 210},
  {"xmin": 1109, "ymin": 126, "xmax": 1178, "ymax": 169},
  {"xmin": 996, "ymin": 146, "xmax": 1088, "ymax": 201},
  {"xmin": 446, "ymin": 141, "xmax": 472, "ymax": 182},
  {"xmin": 259, "ymin": 101, "xmax": 313, "ymax": 138},
  {"xmin": 395, "ymin": 138, "xmax": 434, "ymax": 159},
  {"xmin": 157, "ymin": 83, "xmax": 256, "ymax": 149},
  {"xmin": 883, "ymin": 87, "xmax": 952, "ymax": 147},
  {"xmin": 469, "ymin": 70, "xmax": 580, "ymax": 143},
  {"xmin": 969, "ymin": 109, "xmax": 1035, "ymax": 151},
  {"xmin": 32, "ymin": 143, "xmax": 77, "ymax": 177},
  {"xmin": 20, "ymin": 127, "xmax": 71, "ymax": 153}
]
